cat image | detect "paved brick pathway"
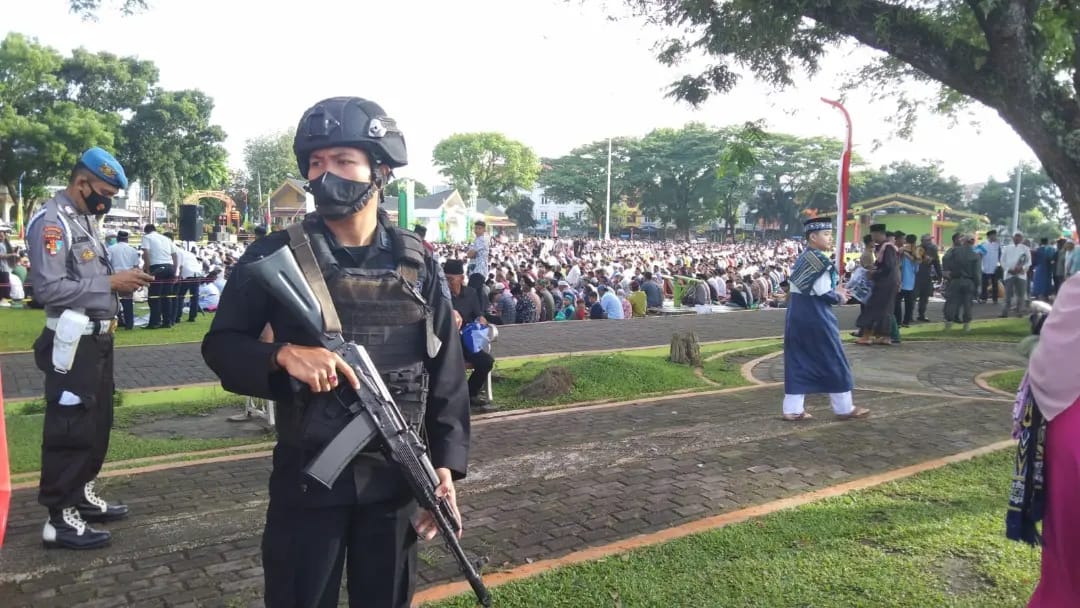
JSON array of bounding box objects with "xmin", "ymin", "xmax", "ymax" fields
[
  {"xmin": 0, "ymin": 339, "xmax": 1017, "ymax": 607},
  {"xmin": 1, "ymin": 301, "xmax": 1001, "ymax": 400},
  {"xmin": 751, "ymin": 341, "xmax": 1026, "ymax": 398}
]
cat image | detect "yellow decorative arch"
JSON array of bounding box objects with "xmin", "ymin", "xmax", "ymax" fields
[{"xmin": 182, "ymin": 190, "xmax": 236, "ymax": 215}]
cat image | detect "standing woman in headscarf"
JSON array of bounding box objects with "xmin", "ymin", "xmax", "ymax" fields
[{"xmin": 1009, "ymin": 275, "xmax": 1080, "ymax": 606}]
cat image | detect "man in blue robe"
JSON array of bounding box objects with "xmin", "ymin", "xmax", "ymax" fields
[{"xmin": 782, "ymin": 217, "xmax": 871, "ymax": 421}]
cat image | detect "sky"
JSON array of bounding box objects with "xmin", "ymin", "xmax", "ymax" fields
[{"xmin": 10, "ymin": 0, "xmax": 1040, "ymax": 192}]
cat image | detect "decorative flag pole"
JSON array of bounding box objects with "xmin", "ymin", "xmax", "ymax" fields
[{"xmin": 821, "ymin": 98, "xmax": 852, "ymax": 268}]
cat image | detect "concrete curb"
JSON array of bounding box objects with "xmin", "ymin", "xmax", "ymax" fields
[
  {"xmin": 974, "ymin": 368, "xmax": 1024, "ymax": 398},
  {"xmin": 740, "ymin": 350, "xmax": 783, "ymax": 385}
]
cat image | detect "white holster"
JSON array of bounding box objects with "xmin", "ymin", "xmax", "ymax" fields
[{"xmin": 52, "ymin": 309, "xmax": 89, "ymax": 374}]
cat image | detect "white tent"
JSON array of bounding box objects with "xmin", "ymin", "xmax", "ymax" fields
[{"xmin": 104, "ymin": 209, "xmax": 140, "ymax": 219}]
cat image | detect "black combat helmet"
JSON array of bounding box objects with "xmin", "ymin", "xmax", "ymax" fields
[{"xmin": 293, "ymin": 97, "xmax": 408, "ymax": 179}]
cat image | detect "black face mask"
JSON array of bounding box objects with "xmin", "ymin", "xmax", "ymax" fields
[
  {"xmin": 307, "ymin": 172, "xmax": 377, "ymax": 219},
  {"xmin": 85, "ymin": 186, "xmax": 113, "ymax": 215}
]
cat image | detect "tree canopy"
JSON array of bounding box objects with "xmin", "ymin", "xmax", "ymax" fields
[
  {"xmin": 630, "ymin": 123, "xmax": 729, "ymax": 238},
  {"xmin": 122, "ymin": 89, "xmax": 229, "ymax": 207},
  {"xmin": 622, "ymin": 0, "xmax": 1080, "ymax": 228},
  {"xmin": 384, "ymin": 179, "xmax": 430, "ymax": 200},
  {"xmin": 969, "ymin": 164, "xmax": 1066, "ymax": 228},
  {"xmin": 0, "ymin": 32, "xmax": 227, "ymax": 230},
  {"xmin": 242, "ymin": 129, "xmax": 297, "ymax": 205},
  {"xmin": 69, "ymin": 0, "xmax": 148, "ymax": 19},
  {"xmin": 538, "ymin": 137, "xmax": 636, "ymax": 233},
  {"xmin": 431, "ymin": 132, "xmax": 541, "ymax": 206},
  {"xmin": 850, "ymin": 160, "xmax": 965, "ymax": 207}
]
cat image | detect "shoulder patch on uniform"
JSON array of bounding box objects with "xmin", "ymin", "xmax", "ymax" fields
[{"xmin": 42, "ymin": 225, "xmax": 64, "ymax": 256}]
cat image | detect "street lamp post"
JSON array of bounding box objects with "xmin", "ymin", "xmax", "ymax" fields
[
  {"xmin": 1011, "ymin": 163, "xmax": 1022, "ymax": 235},
  {"xmin": 17, "ymin": 171, "xmax": 26, "ymax": 238},
  {"xmin": 604, "ymin": 137, "xmax": 612, "ymax": 241}
]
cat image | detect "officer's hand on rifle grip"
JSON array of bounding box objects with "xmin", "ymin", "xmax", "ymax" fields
[
  {"xmin": 413, "ymin": 467, "xmax": 462, "ymax": 541},
  {"xmin": 274, "ymin": 344, "xmax": 362, "ymax": 393}
]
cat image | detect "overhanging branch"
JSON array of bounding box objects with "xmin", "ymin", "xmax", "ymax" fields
[
  {"xmin": 803, "ymin": 1, "xmax": 996, "ymax": 106},
  {"xmin": 964, "ymin": 0, "xmax": 992, "ymax": 41}
]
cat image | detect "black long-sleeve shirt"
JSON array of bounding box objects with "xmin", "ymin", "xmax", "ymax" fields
[
  {"xmin": 916, "ymin": 242, "xmax": 941, "ymax": 284},
  {"xmin": 451, "ymin": 285, "xmax": 483, "ymax": 324},
  {"xmin": 202, "ymin": 217, "xmax": 469, "ymax": 506}
]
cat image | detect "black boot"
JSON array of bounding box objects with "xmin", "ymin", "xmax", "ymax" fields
[
  {"xmin": 43, "ymin": 507, "xmax": 111, "ymax": 550},
  {"xmin": 470, "ymin": 395, "xmax": 495, "ymax": 413},
  {"xmin": 76, "ymin": 480, "xmax": 129, "ymax": 523}
]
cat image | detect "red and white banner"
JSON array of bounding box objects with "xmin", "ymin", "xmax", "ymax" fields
[{"xmin": 821, "ymin": 98, "xmax": 852, "ymax": 265}]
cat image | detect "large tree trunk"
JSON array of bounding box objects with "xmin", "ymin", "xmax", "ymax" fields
[
  {"xmin": 1000, "ymin": 105, "xmax": 1080, "ymax": 227},
  {"xmin": 806, "ymin": 0, "xmax": 1080, "ymax": 229}
]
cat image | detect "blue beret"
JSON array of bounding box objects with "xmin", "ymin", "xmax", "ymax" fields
[{"xmin": 78, "ymin": 147, "xmax": 128, "ymax": 190}]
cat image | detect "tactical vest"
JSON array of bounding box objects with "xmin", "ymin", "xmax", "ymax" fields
[{"xmin": 289, "ymin": 216, "xmax": 432, "ymax": 436}]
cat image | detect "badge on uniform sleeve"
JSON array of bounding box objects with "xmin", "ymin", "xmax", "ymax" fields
[{"xmin": 42, "ymin": 226, "xmax": 64, "ymax": 256}]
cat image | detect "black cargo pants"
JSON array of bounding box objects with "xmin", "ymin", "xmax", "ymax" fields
[{"xmin": 32, "ymin": 329, "xmax": 115, "ymax": 509}]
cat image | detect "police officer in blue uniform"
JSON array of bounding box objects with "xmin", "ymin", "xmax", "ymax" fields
[
  {"xmin": 27, "ymin": 147, "xmax": 154, "ymax": 549},
  {"xmin": 202, "ymin": 97, "xmax": 471, "ymax": 608}
]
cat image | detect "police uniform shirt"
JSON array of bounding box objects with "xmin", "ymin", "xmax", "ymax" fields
[
  {"xmin": 26, "ymin": 192, "xmax": 117, "ymax": 320},
  {"xmin": 202, "ymin": 216, "xmax": 470, "ymax": 507},
  {"xmin": 107, "ymin": 241, "xmax": 141, "ymax": 272}
]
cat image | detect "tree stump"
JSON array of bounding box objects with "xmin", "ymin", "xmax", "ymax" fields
[{"xmin": 669, "ymin": 332, "xmax": 702, "ymax": 366}]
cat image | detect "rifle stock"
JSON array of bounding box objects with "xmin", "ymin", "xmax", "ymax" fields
[
  {"xmin": 245, "ymin": 242, "xmax": 492, "ymax": 607},
  {"xmin": 245, "ymin": 245, "xmax": 326, "ymax": 338}
]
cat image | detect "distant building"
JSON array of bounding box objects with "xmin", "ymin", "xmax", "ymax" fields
[
  {"xmin": 527, "ymin": 186, "xmax": 589, "ymax": 233},
  {"xmin": 380, "ymin": 189, "xmax": 515, "ymax": 242},
  {"xmin": 845, "ymin": 193, "xmax": 989, "ymax": 245},
  {"xmin": 268, "ymin": 178, "xmax": 314, "ymax": 226}
]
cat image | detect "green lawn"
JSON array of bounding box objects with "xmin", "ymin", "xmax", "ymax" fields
[
  {"xmin": 489, "ymin": 339, "xmax": 782, "ymax": 410},
  {"xmin": 986, "ymin": 369, "xmax": 1025, "ymax": 395},
  {"xmin": 0, "ymin": 307, "xmax": 215, "ymax": 353},
  {"xmin": 5, "ymin": 385, "xmax": 259, "ymax": 474},
  {"xmin": 428, "ymin": 450, "xmax": 1040, "ymax": 608}
]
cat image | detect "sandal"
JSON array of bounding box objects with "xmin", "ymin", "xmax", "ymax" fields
[
  {"xmin": 782, "ymin": 412, "xmax": 814, "ymax": 421},
  {"xmin": 836, "ymin": 407, "xmax": 871, "ymax": 420}
]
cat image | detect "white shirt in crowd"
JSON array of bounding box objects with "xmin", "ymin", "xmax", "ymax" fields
[
  {"xmin": 141, "ymin": 231, "xmax": 176, "ymax": 266},
  {"xmin": 468, "ymin": 234, "xmax": 489, "ymax": 278},
  {"xmin": 1001, "ymin": 242, "xmax": 1032, "ymax": 276},
  {"xmin": 107, "ymin": 241, "xmax": 141, "ymax": 271},
  {"xmin": 179, "ymin": 249, "xmax": 202, "ymax": 279},
  {"xmin": 980, "ymin": 239, "xmax": 1002, "ymax": 275},
  {"xmin": 198, "ymin": 282, "xmax": 220, "ymax": 310}
]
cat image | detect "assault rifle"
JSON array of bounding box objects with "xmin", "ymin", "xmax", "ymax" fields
[{"xmin": 246, "ymin": 245, "xmax": 491, "ymax": 607}]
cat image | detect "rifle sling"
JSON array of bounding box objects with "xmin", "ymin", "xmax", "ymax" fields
[{"xmin": 286, "ymin": 222, "xmax": 343, "ymax": 335}]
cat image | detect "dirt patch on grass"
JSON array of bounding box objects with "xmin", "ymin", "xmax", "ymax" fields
[
  {"xmin": 939, "ymin": 555, "xmax": 992, "ymax": 596},
  {"xmin": 126, "ymin": 406, "xmax": 276, "ymax": 440},
  {"xmin": 518, "ymin": 366, "xmax": 575, "ymax": 400}
]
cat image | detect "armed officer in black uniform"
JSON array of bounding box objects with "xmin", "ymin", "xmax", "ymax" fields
[{"xmin": 202, "ymin": 97, "xmax": 471, "ymax": 608}]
